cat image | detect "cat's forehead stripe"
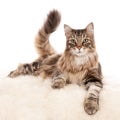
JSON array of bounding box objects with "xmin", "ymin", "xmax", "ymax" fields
[
  {"xmin": 72, "ymin": 29, "xmax": 86, "ymax": 37},
  {"xmin": 82, "ymin": 34, "xmax": 87, "ymax": 39},
  {"xmin": 76, "ymin": 30, "xmax": 81, "ymax": 35}
]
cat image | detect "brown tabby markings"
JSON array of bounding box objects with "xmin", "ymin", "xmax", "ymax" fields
[{"xmin": 8, "ymin": 10, "xmax": 103, "ymax": 115}]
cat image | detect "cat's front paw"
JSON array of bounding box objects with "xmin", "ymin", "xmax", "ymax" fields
[
  {"xmin": 84, "ymin": 98, "xmax": 99, "ymax": 115},
  {"xmin": 52, "ymin": 78, "xmax": 66, "ymax": 89}
]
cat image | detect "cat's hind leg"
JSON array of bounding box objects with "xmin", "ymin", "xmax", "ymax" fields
[
  {"xmin": 8, "ymin": 60, "xmax": 41, "ymax": 78},
  {"xmin": 8, "ymin": 63, "xmax": 32, "ymax": 77}
]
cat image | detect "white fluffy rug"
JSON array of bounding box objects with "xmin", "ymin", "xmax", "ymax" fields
[{"xmin": 0, "ymin": 73, "xmax": 120, "ymax": 120}]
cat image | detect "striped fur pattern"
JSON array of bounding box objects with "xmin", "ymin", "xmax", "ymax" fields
[{"xmin": 8, "ymin": 10, "xmax": 103, "ymax": 115}]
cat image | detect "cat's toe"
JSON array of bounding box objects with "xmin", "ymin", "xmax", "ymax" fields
[
  {"xmin": 52, "ymin": 78, "xmax": 66, "ymax": 89},
  {"xmin": 32, "ymin": 61, "xmax": 41, "ymax": 71},
  {"xmin": 21, "ymin": 64, "xmax": 32, "ymax": 74},
  {"xmin": 84, "ymin": 98, "xmax": 99, "ymax": 115},
  {"xmin": 8, "ymin": 71, "xmax": 19, "ymax": 78}
]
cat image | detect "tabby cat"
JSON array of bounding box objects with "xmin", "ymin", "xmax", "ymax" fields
[{"xmin": 8, "ymin": 10, "xmax": 103, "ymax": 115}]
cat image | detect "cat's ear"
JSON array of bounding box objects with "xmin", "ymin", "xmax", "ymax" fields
[
  {"xmin": 64, "ymin": 24, "xmax": 72, "ymax": 34},
  {"xmin": 86, "ymin": 22, "xmax": 94, "ymax": 35}
]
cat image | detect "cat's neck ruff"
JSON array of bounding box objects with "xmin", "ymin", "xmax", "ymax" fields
[
  {"xmin": 58, "ymin": 51, "xmax": 98, "ymax": 73},
  {"xmin": 74, "ymin": 52, "xmax": 97, "ymax": 66}
]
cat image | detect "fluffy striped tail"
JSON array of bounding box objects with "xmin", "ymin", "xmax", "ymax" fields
[{"xmin": 35, "ymin": 10, "xmax": 61, "ymax": 58}]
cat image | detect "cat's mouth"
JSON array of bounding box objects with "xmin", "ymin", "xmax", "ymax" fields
[
  {"xmin": 74, "ymin": 52, "xmax": 84, "ymax": 56},
  {"xmin": 74, "ymin": 50, "xmax": 87, "ymax": 56},
  {"xmin": 71, "ymin": 48, "xmax": 86, "ymax": 56},
  {"xmin": 78, "ymin": 51, "xmax": 82, "ymax": 53}
]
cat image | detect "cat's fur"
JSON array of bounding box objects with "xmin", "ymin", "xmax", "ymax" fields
[{"xmin": 8, "ymin": 10, "xmax": 103, "ymax": 115}]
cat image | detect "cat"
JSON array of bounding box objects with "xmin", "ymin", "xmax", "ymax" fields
[{"xmin": 8, "ymin": 10, "xmax": 103, "ymax": 115}]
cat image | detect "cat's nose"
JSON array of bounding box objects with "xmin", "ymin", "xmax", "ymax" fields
[{"xmin": 77, "ymin": 46, "xmax": 81, "ymax": 50}]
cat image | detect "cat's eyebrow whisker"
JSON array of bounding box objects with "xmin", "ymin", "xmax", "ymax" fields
[{"xmin": 82, "ymin": 34, "xmax": 86, "ymax": 40}]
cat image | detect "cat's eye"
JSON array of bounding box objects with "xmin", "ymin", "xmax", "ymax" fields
[
  {"xmin": 71, "ymin": 39, "xmax": 76, "ymax": 43},
  {"xmin": 72, "ymin": 39, "xmax": 75, "ymax": 43},
  {"xmin": 83, "ymin": 39, "xmax": 88, "ymax": 43}
]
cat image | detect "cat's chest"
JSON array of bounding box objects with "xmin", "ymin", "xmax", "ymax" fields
[
  {"xmin": 64, "ymin": 70, "xmax": 87, "ymax": 84},
  {"xmin": 74, "ymin": 56, "xmax": 88, "ymax": 66}
]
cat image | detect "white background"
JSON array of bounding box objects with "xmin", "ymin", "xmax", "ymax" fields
[{"xmin": 0, "ymin": 0, "xmax": 120, "ymax": 78}]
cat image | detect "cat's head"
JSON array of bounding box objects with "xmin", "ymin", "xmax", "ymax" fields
[{"xmin": 64, "ymin": 22, "xmax": 96, "ymax": 56}]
